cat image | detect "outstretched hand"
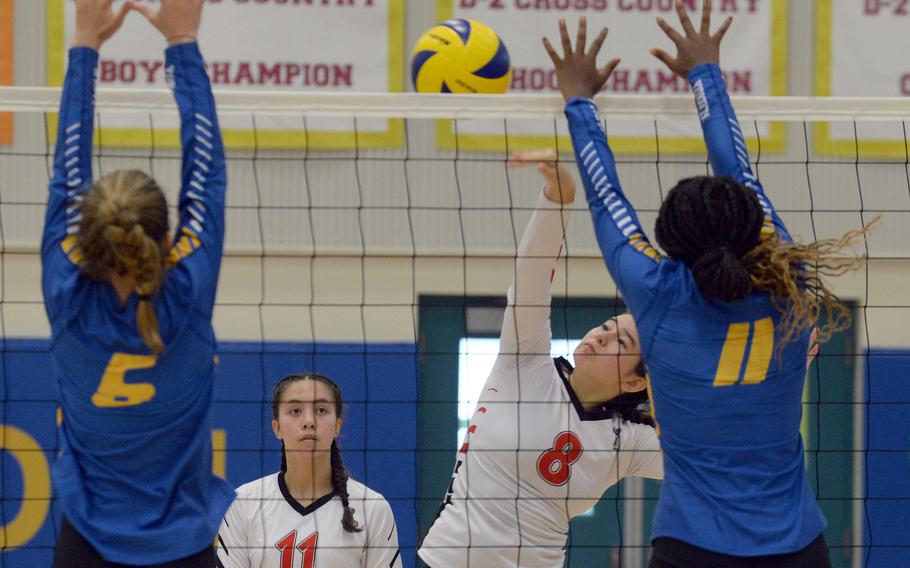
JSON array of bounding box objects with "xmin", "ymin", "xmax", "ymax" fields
[
  {"xmin": 72, "ymin": 0, "xmax": 134, "ymax": 51},
  {"xmin": 651, "ymin": 0, "xmax": 732, "ymax": 79},
  {"xmin": 507, "ymin": 150, "xmax": 576, "ymax": 205},
  {"xmin": 133, "ymin": 0, "xmax": 205, "ymax": 46},
  {"xmin": 543, "ymin": 17, "xmax": 620, "ymax": 101}
]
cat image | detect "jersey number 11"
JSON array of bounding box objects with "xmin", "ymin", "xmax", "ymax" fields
[
  {"xmin": 276, "ymin": 530, "xmax": 318, "ymax": 568},
  {"xmin": 713, "ymin": 317, "xmax": 774, "ymax": 387}
]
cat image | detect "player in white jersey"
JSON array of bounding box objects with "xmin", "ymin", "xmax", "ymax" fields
[
  {"xmin": 216, "ymin": 374, "xmax": 402, "ymax": 568},
  {"xmin": 418, "ymin": 151, "xmax": 664, "ymax": 568}
]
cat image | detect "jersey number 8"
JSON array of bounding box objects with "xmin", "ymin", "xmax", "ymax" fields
[{"xmin": 537, "ymin": 431, "xmax": 583, "ymax": 486}]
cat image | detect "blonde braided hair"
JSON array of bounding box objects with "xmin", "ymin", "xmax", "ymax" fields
[{"xmin": 77, "ymin": 170, "xmax": 169, "ymax": 353}]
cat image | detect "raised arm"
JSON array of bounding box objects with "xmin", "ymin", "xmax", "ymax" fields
[
  {"xmin": 136, "ymin": 0, "xmax": 227, "ymax": 309},
  {"xmin": 497, "ymin": 151, "xmax": 575, "ymax": 360},
  {"xmin": 652, "ymin": 0, "xmax": 788, "ymax": 240},
  {"xmin": 42, "ymin": 48, "xmax": 98, "ymax": 258},
  {"xmin": 544, "ymin": 19, "xmax": 662, "ymax": 316},
  {"xmin": 42, "ymin": 0, "xmax": 132, "ymax": 314}
]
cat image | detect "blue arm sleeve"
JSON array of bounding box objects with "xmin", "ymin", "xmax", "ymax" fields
[
  {"xmin": 165, "ymin": 42, "xmax": 226, "ymax": 313},
  {"xmin": 42, "ymin": 47, "xmax": 97, "ymax": 259},
  {"xmin": 688, "ymin": 64, "xmax": 790, "ymax": 241},
  {"xmin": 565, "ymin": 97, "xmax": 662, "ymax": 314},
  {"xmin": 41, "ymin": 48, "xmax": 98, "ymax": 318}
]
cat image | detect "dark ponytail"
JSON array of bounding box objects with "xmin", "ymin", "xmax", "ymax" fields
[
  {"xmin": 655, "ymin": 175, "xmax": 764, "ymax": 302},
  {"xmin": 330, "ymin": 440, "xmax": 362, "ymax": 533},
  {"xmin": 691, "ymin": 246, "xmax": 752, "ymax": 303}
]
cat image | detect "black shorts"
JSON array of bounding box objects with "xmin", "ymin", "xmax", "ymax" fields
[
  {"xmin": 649, "ymin": 533, "xmax": 831, "ymax": 568},
  {"xmin": 53, "ymin": 517, "xmax": 216, "ymax": 568}
]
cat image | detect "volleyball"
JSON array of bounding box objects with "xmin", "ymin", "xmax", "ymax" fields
[{"xmin": 411, "ymin": 19, "xmax": 512, "ymax": 94}]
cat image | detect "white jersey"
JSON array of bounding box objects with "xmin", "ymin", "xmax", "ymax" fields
[
  {"xmin": 418, "ymin": 192, "xmax": 664, "ymax": 568},
  {"xmin": 216, "ymin": 473, "xmax": 401, "ymax": 568}
]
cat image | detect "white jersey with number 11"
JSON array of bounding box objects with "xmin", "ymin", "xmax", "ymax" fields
[{"xmin": 216, "ymin": 473, "xmax": 401, "ymax": 568}]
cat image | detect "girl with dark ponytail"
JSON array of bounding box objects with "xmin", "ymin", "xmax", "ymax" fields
[
  {"xmin": 216, "ymin": 374, "xmax": 402, "ymax": 567},
  {"xmin": 548, "ymin": 2, "xmax": 868, "ymax": 566}
]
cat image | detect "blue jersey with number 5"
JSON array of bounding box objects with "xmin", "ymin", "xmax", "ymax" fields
[
  {"xmin": 41, "ymin": 45, "xmax": 234, "ymax": 565},
  {"xmin": 565, "ymin": 64, "xmax": 824, "ymax": 556}
]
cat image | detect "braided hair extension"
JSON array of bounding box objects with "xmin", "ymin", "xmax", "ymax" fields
[{"xmin": 271, "ymin": 373, "xmax": 362, "ymax": 533}]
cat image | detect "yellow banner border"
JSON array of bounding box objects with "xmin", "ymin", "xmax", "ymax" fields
[
  {"xmin": 432, "ymin": 0, "xmax": 786, "ymax": 156},
  {"xmin": 813, "ymin": 0, "xmax": 909, "ymax": 159},
  {"xmin": 46, "ymin": 0, "xmax": 405, "ymax": 150}
]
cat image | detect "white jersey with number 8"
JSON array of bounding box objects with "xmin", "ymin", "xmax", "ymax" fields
[{"xmin": 418, "ymin": 192, "xmax": 663, "ymax": 568}]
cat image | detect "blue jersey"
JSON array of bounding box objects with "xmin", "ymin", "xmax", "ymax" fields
[
  {"xmin": 565, "ymin": 63, "xmax": 825, "ymax": 556},
  {"xmin": 41, "ymin": 44, "xmax": 234, "ymax": 564}
]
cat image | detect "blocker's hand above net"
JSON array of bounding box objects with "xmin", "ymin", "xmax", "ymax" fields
[
  {"xmin": 543, "ymin": 17, "xmax": 620, "ymax": 101},
  {"xmin": 651, "ymin": 0, "xmax": 733, "ymax": 79}
]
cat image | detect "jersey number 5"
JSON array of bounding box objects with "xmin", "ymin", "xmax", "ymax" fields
[
  {"xmin": 92, "ymin": 353, "xmax": 157, "ymax": 407},
  {"xmin": 276, "ymin": 530, "xmax": 318, "ymax": 568},
  {"xmin": 537, "ymin": 431, "xmax": 583, "ymax": 486},
  {"xmin": 714, "ymin": 317, "xmax": 774, "ymax": 387}
]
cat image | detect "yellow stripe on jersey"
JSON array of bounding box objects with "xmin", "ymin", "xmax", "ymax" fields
[
  {"xmin": 645, "ymin": 375, "xmax": 660, "ymax": 436},
  {"xmin": 713, "ymin": 322, "xmax": 751, "ymax": 387},
  {"xmin": 167, "ymin": 227, "xmax": 202, "ymax": 265},
  {"xmin": 60, "ymin": 235, "xmax": 85, "ymax": 266},
  {"xmin": 628, "ymin": 234, "xmax": 661, "ymax": 262},
  {"xmin": 64, "ymin": 227, "xmax": 203, "ymax": 268},
  {"xmin": 740, "ymin": 317, "xmax": 774, "ymax": 385}
]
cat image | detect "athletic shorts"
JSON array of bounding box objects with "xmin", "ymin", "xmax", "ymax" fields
[
  {"xmin": 649, "ymin": 533, "xmax": 831, "ymax": 568},
  {"xmin": 52, "ymin": 517, "xmax": 216, "ymax": 568}
]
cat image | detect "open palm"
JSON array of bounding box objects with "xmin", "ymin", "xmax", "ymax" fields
[
  {"xmin": 651, "ymin": 0, "xmax": 733, "ymax": 79},
  {"xmin": 543, "ymin": 17, "xmax": 620, "ymax": 101}
]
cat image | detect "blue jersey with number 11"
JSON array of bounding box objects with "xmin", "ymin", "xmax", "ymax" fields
[
  {"xmin": 41, "ymin": 44, "xmax": 234, "ymax": 565},
  {"xmin": 565, "ymin": 63, "xmax": 825, "ymax": 556}
]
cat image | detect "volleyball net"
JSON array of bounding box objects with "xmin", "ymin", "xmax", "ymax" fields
[{"xmin": 0, "ymin": 88, "xmax": 908, "ymax": 567}]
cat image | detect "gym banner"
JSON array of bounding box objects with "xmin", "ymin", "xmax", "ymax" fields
[
  {"xmin": 815, "ymin": 0, "xmax": 910, "ymax": 158},
  {"xmin": 434, "ymin": 0, "xmax": 787, "ymax": 154},
  {"xmin": 0, "ymin": 0, "xmax": 12, "ymax": 145},
  {"xmin": 46, "ymin": 0, "xmax": 404, "ymax": 149}
]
